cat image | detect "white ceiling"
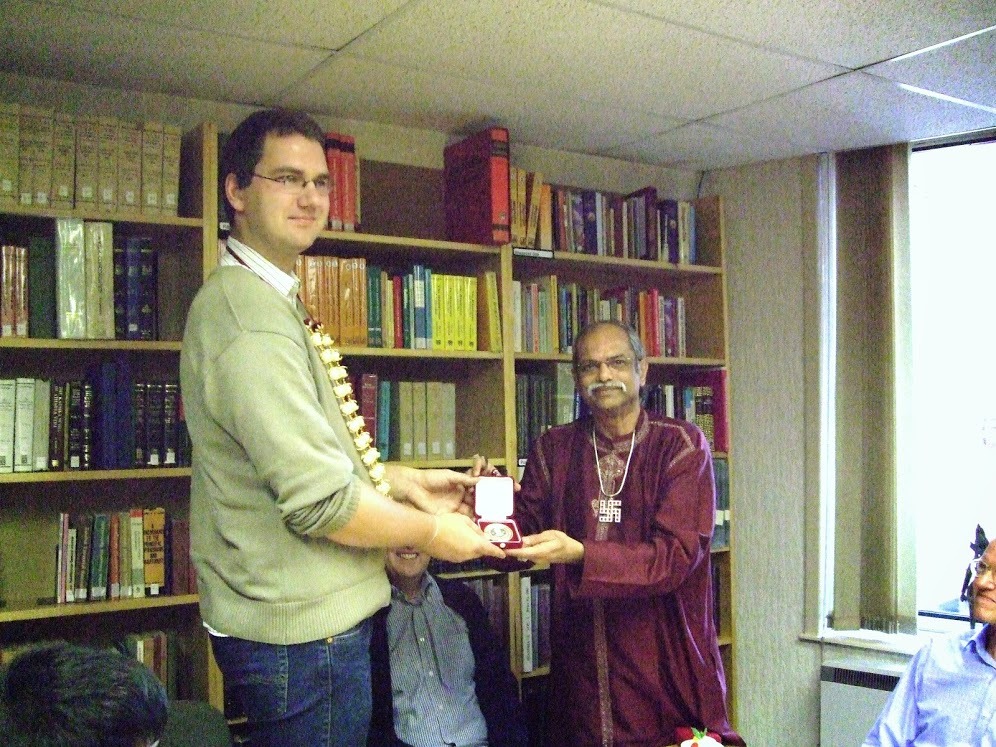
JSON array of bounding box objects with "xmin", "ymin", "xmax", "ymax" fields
[{"xmin": 1, "ymin": 0, "xmax": 994, "ymax": 170}]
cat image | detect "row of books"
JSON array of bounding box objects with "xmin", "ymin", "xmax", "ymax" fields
[
  {"xmin": 519, "ymin": 574, "xmax": 551, "ymax": 673},
  {"xmin": 546, "ymin": 184, "xmax": 698, "ymax": 263},
  {"xmin": 350, "ymin": 373, "xmax": 457, "ymax": 463},
  {"xmin": 440, "ymin": 126, "xmax": 700, "ymax": 265},
  {"xmin": 295, "ymin": 254, "xmax": 502, "ymax": 352},
  {"xmin": 514, "ymin": 370, "xmax": 729, "ymax": 459},
  {"xmin": 0, "ymin": 104, "xmax": 182, "ymax": 215},
  {"xmin": 1, "ymin": 629, "xmax": 188, "ymax": 699},
  {"xmin": 0, "ymin": 222, "xmax": 158, "ymax": 340},
  {"xmin": 515, "ymin": 366, "xmax": 577, "ymax": 459},
  {"xmin": 54, "ymin": 507, "xmax": 194, "ymax": 605},
  {"xmin": 512, "ymin": 277, "xmax": 687, "ymax": 358},
  {"xmin": 0, "ymin": 371, "xmax": 190, "ymax": 474}
]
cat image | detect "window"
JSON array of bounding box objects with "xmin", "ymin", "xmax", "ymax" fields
[{"xmin": 908, "ymin": 138, "xmax": 996, "ymax": 628}]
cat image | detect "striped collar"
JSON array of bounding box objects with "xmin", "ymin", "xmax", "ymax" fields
[{"xmin": 221, "ymin": 237, "xmax": 301, "ymax": 303}]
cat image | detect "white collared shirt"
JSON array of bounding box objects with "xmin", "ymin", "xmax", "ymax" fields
[{"xmin": 221, "ymin": 236, "xmax": 301, "ymax": 304}]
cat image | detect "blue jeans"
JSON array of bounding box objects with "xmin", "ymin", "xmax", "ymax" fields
[{"xmin": 211, "ymin": 619, "xmax": 372, "ymax": 747}]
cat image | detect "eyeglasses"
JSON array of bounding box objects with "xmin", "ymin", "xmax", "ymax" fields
[
  {"xmin": 252, "ymin": 172, "xmax": 332, "ymax": 196},
  {"xmin": 575, "ymin": 356, "xmax": 635, "ymax": 376},
  {"xmin": 971, "ymin": 559, "xmax": 995, "ymax": 581}
]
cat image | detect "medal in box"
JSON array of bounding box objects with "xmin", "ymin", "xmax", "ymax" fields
[{"xmin": 474, "ymin": 476, "xmax": 521, "ymax": 549}]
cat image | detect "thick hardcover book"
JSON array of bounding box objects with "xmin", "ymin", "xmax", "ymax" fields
[
  {"xmin": 520, "ymin": 575, "xmax": 534, "ymax": 673},
  {"xmin": 74, "ymin": 115, "xmax": 100, "ymax": 210},
  {"xmin": 97, "ymin": 116, "xmax": 119, "ymax": 212},
  {"xmin": 27, "ymin": 235, "xmax": 56, "ymax": 338},
  {"xmin": 138, "ymin": 239, "xmax": 157, "ymax": 340},
  {"xmin": 145, "ymin": 382, "xmax": 165, "ymax": 467},
  {"xmin": 31, "ymin": 378, "xmax": 50, "ymax": 471},
  {"xmin": 117, "ymin": 120, "xmax": 142, "ymax": 213},
  {"xmin": 0, "ymin": 379, "xmax": 15, "ymax": 473},
  {"xmin": 141, "ymin": 121, "xmax": 163, "ymax": 215},
  {"xmin": 129, "ymin": 508, "xmax": 145, "ymax": 597},
  {"xmin": 411, "ymin": 381, "xmax": 428, "ymax": 460},
  {"xmin": 375, "ymin": 378, "xmax": 392, "ymax": 458},
  {"xmin": 366, "ymin": 265, "xmax": 383, "ymax": 348},
  {"xmin": 658, "ymin": 199, "xmax": 679, "ymax": 264},
  {"xmin": 108, "ymin": 511, "xmax": 121, "ymax": 599},
  {"xmin": 65, "ymin": 380, "xmax": 84, "ymax": 470},
  {"xmin": 443, "ymin": 127, "xmax": 511, "ymax": 245},
  {"xmin": 142, "ymin": 506, "xmax": 167, "ymax": 596},
  {"xmin": 55, "ymin": 218, "xmax": 87, "ymax": 339},
  {"xmin": 118, "ymin": 509, "xmax": 132, "ymax": 598},
  {"xmin": 12, "ymin": 378, "xmax": 35, "ymax": 472},
  {"xmin": 114, "ymin": 356, "xmax": 134, "ymax": 469},
  {"xmin": 89, "ymin": 513, "xmax": 110, "ymax": 601},
  {"xmin": 131, "ymin": 382, "xmax": 147, "ymax": 467},
  {"xmin": 359, "ymin": 373, "xmax": 378, "ymax": 450},
  {"xmin": 74, "ymin": 513, "xmax": 93, "ymax": 601},
  {"xmin": 339, "ymin": 134, "xmax": 357, "ymax": 232},
  {"xmin": 161, "ymin": 125, "xmax": 181, "ymax": 216},
  {"xmin": 80, "ymin": 381, "xmax": 95, "ymax": 470},
  {"xmin": 162, "ymin": 382, "xmax": 179, "ymax": 467},
  {"xmin": 324, "ymin": 133, "xmax": 343, "ymax": 231},
  {"xmin": 0, "ymin": 102, "xmax": 19, "ymax": 206},
  {"xmin": 169, "ymin": 516, "xmax": 191, "ymax": 595},
  {"xmin": 84, "ymin": 221, "xmax": 115, "ymax": 339}
]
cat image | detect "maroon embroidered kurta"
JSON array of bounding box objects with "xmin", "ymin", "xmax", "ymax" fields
[{"xmin": 517, "ymin": 411, "xmax": 744, "ymax": 746}]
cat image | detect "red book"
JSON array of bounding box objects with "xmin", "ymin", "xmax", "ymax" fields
[
  {"xmin": 325, "ymin": 132, "xmax": 342, "ymax": 231},
  {"xmin": 443, "ymin": 127, "xmax": 510, "ymax": 245},
  {"xmin": 359, "ymin": 373, "xmax": 378, "ymax": 447},
  {"xmin": 339, "ymin": 134, "xmax": 357, "ymax": 232}
]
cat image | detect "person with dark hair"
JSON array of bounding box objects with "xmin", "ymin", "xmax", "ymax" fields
[
  {"xmin": 180, "ymin": 108, "xmax": 502, "ymax": 746},
  {"xmin": 863, "ymin": 535, "xmax": 996, "ymax": 746},
  {"xmin": 507, "ymin": 320, "xmax": 743, "ymax": 746},
  {"xmin": 367, "ymin": 546, "xmax": 527, "ymax": 747},
  {"xmin": 0, "ymin": 641, "xmax": 168, "ymax": 747}
]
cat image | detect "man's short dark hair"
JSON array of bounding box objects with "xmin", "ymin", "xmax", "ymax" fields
[
  {"xmin": 572, "ymin": 319, "xmax": 647, "ymax": 372},
  {"xmin": 0, "ymin": 641, "xmax": 168, "ymax": 747},
  {"xmin": 221, "ymin": 108, "xmax": 326, "ymax": 221}
]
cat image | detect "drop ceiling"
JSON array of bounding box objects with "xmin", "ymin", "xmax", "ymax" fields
[{"xmin": 1, "ymin": 0, "xmax": 994, "ymax": 170}]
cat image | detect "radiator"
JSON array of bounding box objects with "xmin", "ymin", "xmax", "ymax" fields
[{"xmin": 819, "ymin": 663, "xmax": 902, "ymax": 747}]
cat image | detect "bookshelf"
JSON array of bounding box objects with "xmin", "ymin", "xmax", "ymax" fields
[
  {"xmin": 505, "ymin": 194, "xmax": 737, "ymax": 721},
  {"xmin": 0, "ymin": 119, "xmax": 735, "ymax": 729},
  {"xmin": 0, "ymin": 121, "xmax": 219, "ymax": 705}
]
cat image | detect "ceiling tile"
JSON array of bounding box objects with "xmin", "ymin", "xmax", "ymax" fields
[
  {"xmin": 706, "ymin": 72, "xmax": 996, "ymax": 156},
  {"xmin": 865, "ymin": 27, "xmax": 996, "ymax": 108},
  {"xmin": 607, "ymin": 0, "xmax": 996, "ymax": 68},
  {"xmin": 21, "ymin": 0, "xmax": 409, "ymax": 50},
  {"xmin": 345, "ymin": 0, "xmax": 844, "ymax": 120},
  {"xmin": 604, "ymin": 121, "xmax": 786, "ymax": 170},
  {"xmin": 0, "ymin": 0, "xmax": 330, "ymax": 103},
  {"xmin": 280, "ymin": 54, "xmax": 683, "ymax": 153}
]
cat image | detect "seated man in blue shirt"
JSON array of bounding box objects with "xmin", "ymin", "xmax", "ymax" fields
[
  {"xmin": 368, "ymin": 547, "xmax": 527, "ymax": 747},
  {"xmin": 864, "ymin": 536, "xmax": 996, "ymax": 745}
]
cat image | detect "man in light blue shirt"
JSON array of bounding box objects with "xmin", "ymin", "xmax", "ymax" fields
[{"xmin": 864, "ymin": 538, "xmax": 996, "ymax": 746}]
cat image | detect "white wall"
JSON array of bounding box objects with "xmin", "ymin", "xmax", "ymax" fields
[{"xmin": 704, "ymin": 157, "xmax": 822, "ymax": 745}]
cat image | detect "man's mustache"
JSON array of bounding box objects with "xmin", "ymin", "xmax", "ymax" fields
[{"xmin": 586, "ymin": 380, "xmax": 628, "ymax": 396}]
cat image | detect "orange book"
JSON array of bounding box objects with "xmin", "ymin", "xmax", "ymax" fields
[{"xmin": 322, "ymin": 256, "xmax": 340, "ymax": 340}]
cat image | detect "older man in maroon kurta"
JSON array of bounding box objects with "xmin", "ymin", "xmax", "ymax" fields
[{"xmin": 508, "ymin": 321, "xmax": 744, "ymax": 747}]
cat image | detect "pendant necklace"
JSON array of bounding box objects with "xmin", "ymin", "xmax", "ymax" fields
[{"xmin": 591, "ymin": 428, "xmax": 635, "ymax": 523}]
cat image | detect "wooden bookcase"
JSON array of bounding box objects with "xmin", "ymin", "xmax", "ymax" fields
[
  {"xmin": 0, "ymin": 122, "xmax": 219, "ymax": 705},
  {"xmin": 0, "ymin": 126, "xmax": 735, "ymax": 727},
  {"xmin": 504, "ymin": 194, "xmax": 737, "ymax": 722}
]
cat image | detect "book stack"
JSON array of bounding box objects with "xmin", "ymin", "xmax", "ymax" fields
[
  {"xmin": 509, "ymin": 167, "xmax": 550, "ymax": 256},
  {"xmin": 324, "ymin": 132, "xmax": 360, "ymax": 232},
  {"xmin": 54, "ymin": 506, "xmax": 194, "ymax": 605},
  {"xmin": 544, "ymin": 184, "xmax": 699, "ymax": 263},
  {"xmin": 0, "ymin": 106, "xmax": 181, "ymax": 215},
  {"xmin": 0, "ymin": 370, "xmax": 190, "ymax": 475},
  {"xmin": 296, "ymin": 257, "xmax": 500, "ymax": 353}
]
